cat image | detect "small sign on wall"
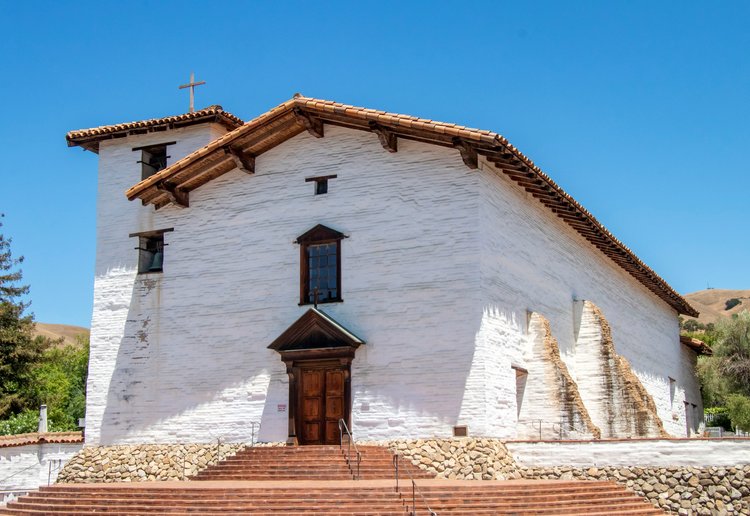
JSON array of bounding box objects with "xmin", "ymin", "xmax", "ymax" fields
[{"xmin": 277, "ymin": 404, "xmax": 287, "ymax": 413}]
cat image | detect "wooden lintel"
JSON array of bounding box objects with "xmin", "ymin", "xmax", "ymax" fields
[
  {"xmin": 452, "ymin": 138, "xmax": 478, "ymax": 169},
  {"xmin": 156, "ymin": 182, "xmax": 189, "ymax": 208},
  {"xmin": 293, "ymin": 108, "xmax": 324, "ymax": 138},
  {"xmin": 368, "ymin": 122, "xmax": 397, "ymax": 152},
  {"xmin": 224, "ymin": 146, "xmax": 255, "ymax": 174}
]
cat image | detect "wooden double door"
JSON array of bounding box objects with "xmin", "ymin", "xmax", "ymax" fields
[{"xmin": 298, "ymin": 363, "xmax": 348, "ymax": 445}]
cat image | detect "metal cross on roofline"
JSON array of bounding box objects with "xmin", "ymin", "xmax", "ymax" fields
[{"xmin": 178, "ymin": 72, "xmax": 206, "ymax": 113}]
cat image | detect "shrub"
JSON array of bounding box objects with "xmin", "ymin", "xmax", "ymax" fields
[
  {"xmin": 726, "ymin": 298, "xmax": 742, "ymax": 310},
  {"xmin": 704, "ymin": 406, "xmax": 732, "ymax": 430},
  {"xmin": 0, "ymin": 410, "xmax": 38, "ymax": 435},
  {"xmin": 726, "ymin": 395, "xmax": 750, "ymax": 432}
]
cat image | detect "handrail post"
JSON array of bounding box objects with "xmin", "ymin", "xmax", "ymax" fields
[
  {"xmin": 412, "ymin": 479, "xmax": 416, "ymax": 515},
  {"xmin": 392, "ymin": 450, "xmax": 437, "ymax": 515},
  {"xmin": 393, "ymin": 454, "xmax": 399, "ymax": 493},
  {"xmin": 338, "ymin": 418, "xmax": 361, "ymax": 480}
]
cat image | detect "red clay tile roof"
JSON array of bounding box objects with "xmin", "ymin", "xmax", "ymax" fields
[
  {"xmin": 0, "ymin": 431, "xmax": 83, "ymax": 448},
  {"xmin": 66, "ymin": 105, "xmax": 244, "ymax": 153},
  {"xmin": 680, "ymin": 335, "xmax": 713, "ymax": 355},
  {"xmin": 120, "ymin": 95, "xmax": 696, "ymax": 317}
]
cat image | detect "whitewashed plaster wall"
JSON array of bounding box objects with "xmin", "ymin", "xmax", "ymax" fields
[
  {"xmin": 515, "ymin": 313, "xmax": 596, "ymax": 440},
  {"xmin": 86, "ymin": 119, "xmax": 698, "ymax": 445},
  {"xmin": 476, "ymin": 158, "xmax": 695, "ymax": 438},
  {"xmin": 0, "ymin": 443, "xmax": 82, "ymax": 492},
  {"xmin": 507, "ymin": 439, "xmax": 750, "ymax": 467},
  {"xmin": 88, "ymin": 125, "xmax": 482, "ymax": 445},
  {"xmin": 87, "ymin": 123, "xmax": 230, "ymax": 445}
]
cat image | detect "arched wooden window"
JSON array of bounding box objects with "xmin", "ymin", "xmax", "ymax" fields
[{"xmin": 295, "ymin": 224, "xmax": 345, "ymax": 305}]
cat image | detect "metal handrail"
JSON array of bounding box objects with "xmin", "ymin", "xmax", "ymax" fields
[
  {"xmin": 249, "ymin": 421, "xmax": 260, "ymax": 447},
  {"xmin": 518, "ymin": 418, "xmax": 591, "ymax": 440},
  {"xmin": 392, "ymin": 453, "xmax": 437, "ymax": 516},
  {"xmin": 337, "ymin": 419, "xmax": 361, "ymax": 480}
]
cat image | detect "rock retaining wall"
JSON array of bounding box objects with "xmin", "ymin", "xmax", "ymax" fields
[
  {"xmin": 521, "ymin": 465, "xmax": 750, "ymax": 515},
  {"xmin": 370, "ymin": 438, "xmax": 750, "ymax": 515},
  {"xmin": 56, "ymin": 443, "xmax": 245, "ymax": 483},
  {"xmin": 363, "ymin": 438, "xmax": 519, "ymax": 480}
]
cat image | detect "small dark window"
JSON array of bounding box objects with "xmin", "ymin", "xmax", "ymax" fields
[
  {"xmin": 305, "ymin": 174, "xmax": 337, "ymax": 196},
  {"xmin": 296, "ymin": 224, "xmax": 345, "ymax": 305},
  {"xmin": 138, "ymin": 235, "xmax": 164, "ymax": 273},
  {"xmin": 130, "ymin": 228, "xmax": 173, "ymax": 274},
  {"xmin": 133, "ymin": 142, "xmax": 175, "ymax": 180}
]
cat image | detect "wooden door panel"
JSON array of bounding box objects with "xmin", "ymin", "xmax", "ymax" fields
[
  {"xmin": 302, "ymin": 370, "xmax": 323, "ymax": 395},
  {"xmin": 303, "ymin": 398, "xmax": 321, "ymax": 419},
  {"xmin": 304, "ymin": 422, "xmax": 320, "ymax": 443},
  {"xmin": 297, "ymin": 365, "xmax": 348, "ymax": 445},
  {"xmin": 325, "ymin": 396, "xmax": 343, "ymax": 418},
  {"xmin": 325, "ymin": 420, "xmax": 339, "ymax": 444},
  {"xmin": 326, "ymin": 370, "xmax": 344, "ymax": 394}
]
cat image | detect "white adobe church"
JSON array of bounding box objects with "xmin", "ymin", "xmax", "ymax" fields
[{"xmin": 67, "ymin": 94, "xmax": 708, "ymax": 447}]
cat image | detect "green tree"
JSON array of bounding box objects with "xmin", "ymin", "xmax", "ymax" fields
[
  {"xmin": 726, "ymin": 394, "xmax": 750, "ymax": 432},
  {"xmin": 712, "ymin": 311, "xmax": 750, "ymax": 396},
  {"xmin": 0, "ymin": 215, "xmax": 49, "ymax": 419},
  {"xmin": 25, "ymin": 335, "xmax": 89, "ymax": 430},
  {"xmin": 683, "ymin": 319, "xmax": 704, "ymax": 332},
  {"xmin": 697, "ymin": 310, "xmax": 750, "ymax": 429}
]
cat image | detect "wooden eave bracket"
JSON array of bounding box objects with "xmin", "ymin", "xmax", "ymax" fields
[
  {"xmin": 452, "ymin": 138, "xmax": 478, "ymax": 169},
  {"xmin": 224, "ymin": 146, "xmax": 255, "ymax": 174},
  {"xmin": 155, "ymin": 182, "xmax": 189, "ymax": 208},
  {"xmin": 368, "ymin": 121, "xmax": 397, "ymax": 152},
  {"xmin": 293, "ymin": 108, "xmax": 324, "ymax": 138}
]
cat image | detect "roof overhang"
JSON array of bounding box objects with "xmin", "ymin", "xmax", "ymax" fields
[
  {"xmin": 0, "ymin": 431, "xmax": 83, "ymax": 449},
  {"xmin": 680, "ymin": 335, "xmax": 713, "ymax": 355},
  {"xmin": 120, "ymin": 94, "xmax": 698, "ymax": 317},
  {"xmin": 66, "ymin": 105, "xmax": 244, "ymax": 153}
]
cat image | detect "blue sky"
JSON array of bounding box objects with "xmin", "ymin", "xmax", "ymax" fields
[{"xmin": 0, "ymin": 1, "xmax": 747, "ymax": 327}]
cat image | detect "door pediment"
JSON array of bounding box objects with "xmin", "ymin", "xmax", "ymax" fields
[{"xmin": 268, "ymin": 308, "xmax": 365, "ymax": 353}]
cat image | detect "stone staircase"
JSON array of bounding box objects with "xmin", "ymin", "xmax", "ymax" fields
[
  {"xmin": 417, "ymin": 480, "xmax": 664, "ymax": 514},
  {"xmin": 193, "ymin": 444, "xmax": 432, "ymax": 481},
  {"xmin": 0, "ymin": 444, "xmax": 664, "ymax": 515}
]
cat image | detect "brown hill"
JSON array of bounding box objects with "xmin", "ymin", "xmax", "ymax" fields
[
  {"xmin": 683, "ymin": 289, "xmax": 750, "ymax": 325},
  {"xmin": 34, "ymin": 323, "xmax": 89, "ymax": 347}
]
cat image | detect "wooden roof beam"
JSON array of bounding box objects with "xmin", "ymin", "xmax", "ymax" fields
[
  {"xmin": 368, "ymin": 121, "xmax": 398, "ymax": 152},
  {"xmin": 293, "ymin": 108, "xmax": 324, "ymax": 138},
  {"xmin": 155, "ymin": 182, "xmax": 189, "ymax": 208},
  {"xmin": 224, "ymin": 146, "xmax": 255, "ymax": 174},
  {"xmin": 452, "ymin": 138, "xmax": 478, "ymax": 169}
]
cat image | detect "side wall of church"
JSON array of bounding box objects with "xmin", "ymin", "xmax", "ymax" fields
[
  {"xmin": 476, "ymin": 158, "xmax": 697, "ymax": 438},
  {"xmin": 87, "ymin": 125, "xmax": 484, "ymax": 444}
]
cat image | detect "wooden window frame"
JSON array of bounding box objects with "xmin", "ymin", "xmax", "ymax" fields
[{"xmin": 296, "ymin": 224, "xmax": 345, "ymax": 305}]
